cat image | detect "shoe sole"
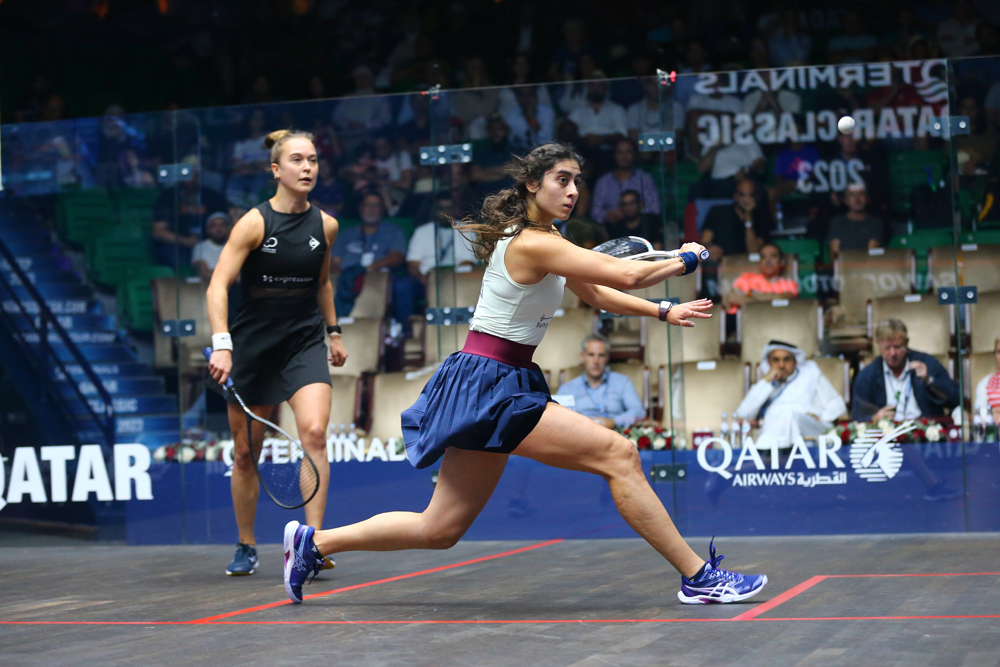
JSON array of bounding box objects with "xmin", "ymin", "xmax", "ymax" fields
[
  {"xmin": 677, "ymin": 575, "xmax": 768, "ymax": 604},
  {"xmin": 283, "ymin": 521, "xmax": 302, "ymax": 604},
  {"xmin": 321, "ymin": 557, "xmax": 336, "ymax": 570},
  {"xmin": 225, "ymin": 566, "xmax": 256, "ymax": 576}
]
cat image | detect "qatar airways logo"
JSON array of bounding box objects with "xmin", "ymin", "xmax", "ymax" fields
[{"xmin": 849, "ymin": 422, "xmax": 918, "ymax": 482}]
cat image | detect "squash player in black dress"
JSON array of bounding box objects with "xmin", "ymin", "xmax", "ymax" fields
[{"xmin": 207, "ymin": 129, "xmax": 348, "ymax": 576}]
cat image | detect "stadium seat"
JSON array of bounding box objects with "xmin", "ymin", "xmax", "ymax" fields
[
  {"xmin": 970, "ymin": 291, "xmax": 1000, "ymax": 354},
  {"xmin": 119, "ymin": 266, "xmax": 174, "ymax": 333},
  {"xmin": 887, "ymin": 150, "xmax": 946, "ymax": 215},
  {"xmin": 534, "ymin": 309, "xmax": 597, "ymax": 377},
  {"xmin": 969, "ymin": 353, "xmax": 997, "ymax": 403},
  {"xmin": 151, "ymin": 277, "xmax": 210, "ymax": 369},
  {"xmin": 424, "ymin": 323, "xmax": 470, "ymax": 366},
  {"xmin": 332, "ymin": 318, "xmax": 384, "ymax": 375},
  {"xmin": 718, "ymin": 254, "xmax": 759, "ymax": 298},
  {"xmin": 87, "ymin": 226, "xmax": 153, "ymax": 287},
  {"xmin": 677, "ymin": 359, "xmax": 747, "ymax": 446},
  {"xmin": 427, "ymin": 267, "xmax": 484, "ymax": 308},
  {"xmin": 115, "ymin": 188, "xmax": 159, "ymax": 228},
  {"xmin": 348, "ymin": 270, "xmax": 391, "ymax": 319},
  {"xmin": 834, "ymin": 248, "xmax": 914, "ymax": 321},
  {"xmin": 278, "ymin": 375, "xmax": 361, "ymax": 437},
  {"xmin": 815, "ymin": 356, "xmax": 851, "ymax": 406},
  {"xmin": 646, "ymin": 303, "xmax": 723, "ymax": 366},
  {"xmin": 948, "ymin": 244, "xmax": 1000, "ymax": 294},
  {"xmin": 869, "ymin": 294, "xmax": 953, "ymax": 357},
  {"xmin": 738, "ymin": 299, "xmax": 821, "ymax": 363},
  {"xmin": 58, "ymin": 191, "xmax": 116, "ymax": 246},
  {"xmin": 367, "ymin": 370, "xmax": 433, "ymax": 440}
]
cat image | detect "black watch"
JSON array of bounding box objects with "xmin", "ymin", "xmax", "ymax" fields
[{"xmin": 325, "ymin": 324, "xmax": 342, "ymax": 335}]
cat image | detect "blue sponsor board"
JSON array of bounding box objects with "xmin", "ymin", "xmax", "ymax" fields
[{"xmin": 123, "ymin": 442, "xmax": 1000, "ymax": 545}]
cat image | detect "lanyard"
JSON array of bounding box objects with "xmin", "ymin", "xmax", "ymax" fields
[
  {"xmin": 888, "ymin": 361, "xmax": 913, "ymax": 421},
  {"xmin": 360, "ymin": 226, "xmax": 376, "ymax": 253},
  {"xmin": 757, "ymin": 368, "xmax": 798, "ymax": 419},
  {"xmin": 436, "ymin": 227, "xmax": 454, "ymax": 264},
  {"xmin": 583, "ymin": 375, "xmax": 611, "ymax": 415}
]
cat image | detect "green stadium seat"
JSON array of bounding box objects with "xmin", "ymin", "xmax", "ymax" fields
[
  {"xmin": 891, "ymin": 230, "xmax": 953, "ymax": 291},
  {"xmin": 115, "ymin": 188, "xmax": 159, "ymax": 228},
  {"xmin": 88, "ymin": 227, "xmax": 153, "ymax": 288},
  {"xmin": 58, "ymin": 191, "xmax": 116, "ymax": 246},
  {"xmin": 117, "ymin": 266, "xmax": 174, "ymax": 332},
  {"xmin": 887, "ymin": 150, "xmax": 947, "ymax": 215}
]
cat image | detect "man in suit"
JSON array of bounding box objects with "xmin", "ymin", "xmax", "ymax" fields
[{"xmin": 851, "ymin": 319, "xmax": 960, "ymax": 422}]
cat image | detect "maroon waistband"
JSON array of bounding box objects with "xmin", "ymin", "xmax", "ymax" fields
[{"xmin": 462, "ymin": 330, "xmax": 537, "ymax": 369}]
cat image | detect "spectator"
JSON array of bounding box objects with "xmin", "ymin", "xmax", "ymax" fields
[
  {"xmin": 724, "ymin": 243, "xmax": 798, "ymax": 310},
  {"xmin": 937, "ymin": 0, "xmax": 982, "ymax": 57},
  {"xmin": 396, "ymin": 191, "xmax": 479, "ymax": 334},
  {"xmin": 884, "ymin": 8, "xmax": 929, "ymax": 59},
  {"xmin": 626, "ymin": 76, "xmax": 667, "ymax": 143},
  {"xmin": 96, "ymin": 105, "xmax": 143, "ymax": 188},
  {"xmin": 769, "ymin": 133, "xmax": 820, "ymax": 211},
  {"xmin": 152, "ymin": 156, "xmax": 227, "ymax": 270},
  {"xmin": 824, "ymin": 130, "xmax": 890, "ymax": 217},
  {"xmin": 331, "ymin": 192, "xmax": 407, "ymax": 317},
  {"xmin": 590, "ymin": 140, "xmax": 659, "ymax": 225},
  {"xmin": 503, "ymin": 86, "xmax": 556, "ymax": 151},
  {"xmin": 827, "ymin": 10, "xmax": 878, "ymax": 64},
  {"xmin": 549, "ymin": 17, "xmax": 598, "ymax": 81},
  {"xmin": 768, "ymin": 10, "xmax": 811, "ymax": 67},
  {"xmin": 605, "ymin": 190, "xmax": 664, "ymax": 250},
  {"xmin": 851, "ymin": 319, "xmax": 961, "ymax": 423},
  {"xmin": 312, "ymin": 156, "xmax": 345, "ymax": 217},
  {"xmin": 555, "ymin": 334, "xmax": 646, "ymax": 430},
  {"xmin": 470, "ymin": 114, "xmax": 515, "ymax": 197},
  {"xmin": 373, "ymin": 134, "xmax": 415, "ymax": 214},
  {"xmin": 226, "ymin": 108, "xmax": 271, "ymax": 208},
  {"xmin": 701, "ymin": 179, "xmax": 767, "ymax": 260},
  {"xmin": 955, "ymin": 94, "xmax": 997, "ymax": 175},
  {"xmin": 453, "ymin": 57, "xmax": 501, "ymax": 136},
  {"xmin": 120, "ymin": 149, "xmax": 155, "ymax": 189},
  {"xmin": 673, "ymin": 39, "xmax": 714, "ymax": 109},
  {"xmin": 191, "ymin": 212, "xmax": 232, "ymax": 282},
  {"xmin": 331, "ymin": 66, "xmax": 393, "ymax": 141},
  {"xmin": 734, "ymin": 341, "xmax": 847, "ymax": 446},
  {"xmin": 697, "ymin": 123, "xmax": 766, "ymax": 194},
  {"xmin": 973, "ymin": 337, "xmax": 1000, "ymax": 425},
  {"xmin": 826, "ymin": 182, "xmax": 884, "ymax": 260},
  {"xmin": 567, "ymin": 78, "xmax": 628, "ymax": 167}
]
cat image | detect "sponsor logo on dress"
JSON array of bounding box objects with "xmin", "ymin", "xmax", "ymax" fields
[
  {"xmin": 262, "ymin": 237, "xmax": 278, "ymax": 254},
  {"xmin": 535, "ymin": 315, "xmax": 553, "ymax": 329},
  {"xmin": 849, "ymin": 421, "xmax": 918, "ymax": 482},
  {"xmin": 309, "ymin": 235, "xmax": 320, "ymax": 251}
]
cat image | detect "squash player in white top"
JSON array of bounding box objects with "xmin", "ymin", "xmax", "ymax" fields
[{"xmin": 284, "ymin": 142, "xmax": 767, "ymax": 606}]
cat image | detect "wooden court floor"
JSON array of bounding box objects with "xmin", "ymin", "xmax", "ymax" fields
[{"xmin": 2, "ymin": 534, "xmax": 999, "ymax": 667}]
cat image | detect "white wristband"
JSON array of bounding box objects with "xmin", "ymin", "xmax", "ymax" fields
[{"xmin": 212, "ymin": 333, "xmax": 233, "ymax": 351}]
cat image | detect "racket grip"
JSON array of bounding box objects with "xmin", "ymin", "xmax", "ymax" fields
[
  {"xmin": 666, "ymin": 249, "xmax": 711, "ymax": 260},
  {"xmin": 203, "ymin": 347, "xmax": 235, "ymax": 388}
]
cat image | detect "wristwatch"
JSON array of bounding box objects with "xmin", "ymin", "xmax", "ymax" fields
[
  {"xmin": 326, "ymin": 324, "xmax": 342, "ymax": 335},
  {"xmin": 658, "ymin": 300, "xmax": 673, "ymax": 322}
]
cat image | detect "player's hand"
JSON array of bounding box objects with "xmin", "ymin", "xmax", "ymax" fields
[
  {"xmin": 208, "ymin": 349, "xmax": 232, "ymax": 385},
  {"xmin": 329, "ymin": 336, "xmax": 348, "ymax": 367},
  {"xmin": 666, "ymin": 298, "xmax": 713, "ymax": 328},
  {"xmin": 872, "ymin": 406, "xmax": 895, "ymax": 422},
  {"xmin": 680, "ymin": 242, "xmax": 706, "ymax": 257}
]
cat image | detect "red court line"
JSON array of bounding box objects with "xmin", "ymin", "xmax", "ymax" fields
[
  {"xmin": 827, "ymin": 572, "xmax": 1000, "ymax": 578},
  {"xmin": 189, "ymin": 538, "xmax": 564, "ymax": 623},
  {"xmin": 730, "ymin": 575, "xmax": 827, "ymax": 622},
  {"xmin": 759, "ymin": 614, "xmax": 1000, "ymax": 621}
]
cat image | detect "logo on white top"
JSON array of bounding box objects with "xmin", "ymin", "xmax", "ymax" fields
[
  {"xmin": 849, "ymin": 421, "xmax": 918, "ymax": 481},
  {"xmin": 262, "ymin": 237, "xmax": 278, "ymax": 254},
  {"xmin": 309, "ymin": 236, "xmax": 320, "ymax": 251}
]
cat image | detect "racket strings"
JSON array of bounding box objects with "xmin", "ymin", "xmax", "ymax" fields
[{"xmin": 245, "ymin": 413, "xmax": 320, "ymax": 509}]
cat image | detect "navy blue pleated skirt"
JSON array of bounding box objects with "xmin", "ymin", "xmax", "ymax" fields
[{"xmin": 401, "ymin": 350, "xmax": 553, "ymax": 469}]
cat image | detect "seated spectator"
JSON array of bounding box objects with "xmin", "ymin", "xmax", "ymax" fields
[
  {"xmin": 121, "ymin": 148, "xmax": 155, "ymax": 189},
  {"xmin": 826, "ymin": 182, "xmax": 884, "ymax": 260},
  {"xmin": 396, "ymin": 191, "xmax": 479, "ymax": 334},
  {"xmin": 312, "ymin": 156, "xmax": 345, "ymax": 217},
  {"xmin": 701, "ymin": 179, "xmax": 767, "ymax": 260},
  {"xmin": 769, "ymin": 133, "xmax": 820, "ymax": 211},
  {"xmin": 555, "ymin": 334, "xmax": 645, "ymax": 430},
  {"xmin": 605, "ymin": 190, "xmax": 663, "ymax": 250},
  {"xmin": 851, "ymin": 319, "xmax": 960, "ymax": 423},
  {"xmin": 724, "ymin": 243, "xmax": 798, "ymax": 310},
  {"xmin": 470, "ymin": 114, "xmax": 515, "ymax": 198},
  {"xmin": 567, "ymin": 77, "xmax": 627, "ymax": 165},
  {"xmin": 549, "ymin": 17, "xmax": 599, "ymax": 81},
  {"xmin": 626, "ymin": 76, "xmax": 666, "ymax": 143},
  {"xmin": 503, "ymin": 86, "xmax": 555, "ymax": 151},
  {"xmin": 226, "ymin": 108, "xmax": 272, "ymax": 208},
  {"xmin": 974, "ymin": 337, "xmax": 1000, "ymax": 425},
  {"xmin": 590, "ymin": 139, "xmax": 659, "ymax": 225},
  {"xmin": 152, "ymin": 156, "xmax": 227, "ymax": 269},
  {"xmin": 937, "ymin": 0, "xmax": 982, "ymax": 57},
  {"xmin": 191, "ymin": 212, "xmax": 232, "ymax": 282},
  {"xmin": 331, "ymin": 66, "xmax": 392, "ymax": 147},
  {"xmin": 824, "ymin": 131, "xmax": 890, "ymax": 217},
  {"xmin": 453, "ymin": 57, "xmax": 500, "ymax": 137},
  {"xmin": 955, "ymin": 95, "xmax": 997, "ymax": 175},
  {"xmin": 827, "ymin": 10, "xmax": 878, "ymax": 63},
  {"xmin": 373, "ymin": 134, "xmax": 414, "ymax": 215},
  {"xmin": 331, "ymin": 193, "xmax": 407, "ymax": 317},
  {"xmin": 768, "ymin": 10, "xmax": 811, "ymax": 67},
  {"xmin": 735, "ymin": 341, "xmax": 847, "ymax": 446},
  {"xmin": 697, "ymin": 123, "xmax": 765, "ymax": 196}
]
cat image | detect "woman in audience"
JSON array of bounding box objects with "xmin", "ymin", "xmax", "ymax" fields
[
  {"xmin": 284, "ymin": 142, "xmax": 767, "ymax": 607},
  {"xmin": 974, "ymin": 337, "xmax": 1000, "ymax": 425}
]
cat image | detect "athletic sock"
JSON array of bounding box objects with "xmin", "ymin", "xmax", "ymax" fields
[
  {"xmin": 688, "ymin": 562, "xmax": 709, "ymax": 581},
  {"xmin": 310, "ymin": 540, "xmax": 323, "ymax": 561}
]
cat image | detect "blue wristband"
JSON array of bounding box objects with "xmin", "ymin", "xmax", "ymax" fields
[{"xmin": 678, "ymin": 251, "xmax": 699, "ymax": 276}]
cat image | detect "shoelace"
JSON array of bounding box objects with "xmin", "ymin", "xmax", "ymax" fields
[{"xmin": 704, "ymin": 538, "xmax": 742, "ymax": 584}]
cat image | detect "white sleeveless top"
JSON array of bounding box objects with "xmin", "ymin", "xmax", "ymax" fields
[{"xmin": 469, "ymin": 231, "xmax": 566, "ymax": 346}]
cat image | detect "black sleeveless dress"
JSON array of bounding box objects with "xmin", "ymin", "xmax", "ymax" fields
[{"xmin": 227, "ymin": 201, "xmax": 331, "ymax": 405}]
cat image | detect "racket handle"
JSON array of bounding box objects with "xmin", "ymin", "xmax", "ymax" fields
[
  {"xmin": 665, "ymin": 249, "xmax": 711, "ymax": 261},
  {"xmin": 203, "ymin": 347, "xmax": 235, "ymax": 388}
]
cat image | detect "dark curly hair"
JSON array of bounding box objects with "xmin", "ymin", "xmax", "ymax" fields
[{"xmin": 455, "ymin": 142, "xmax": 584, "ymax": 260}]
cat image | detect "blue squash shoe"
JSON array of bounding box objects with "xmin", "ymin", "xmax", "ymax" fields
[
  {"xmin": 678, "ymin": 538, "xmax": 767, "ymax": 604},
  {"xmin": 226, "ymin": 543, "xmax": 258, "ymax": 576},
  {"xmin": 283, "ymin": 521, "xmax": 323, "ymax": 603}
]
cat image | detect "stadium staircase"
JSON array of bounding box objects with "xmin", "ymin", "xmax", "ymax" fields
[{"xmin": 0, "ymin": 214, "xmax": 190, "ymax": 451}]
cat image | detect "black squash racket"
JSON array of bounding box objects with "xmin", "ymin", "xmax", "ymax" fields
[
  {"xmin": 593, "ymin": 236, "xmax": 710, "ymax": 261},
  {"xmin": 203, "ymin": 347, "xmax": 320, "ymax": 510}
]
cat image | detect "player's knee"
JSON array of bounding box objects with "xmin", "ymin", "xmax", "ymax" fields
[
  {"xmin": 604, "ymin": 434, "xmax": 642, "ymax": 478},
  {"xmin": 422, "ymin": 522, "xmax": 465, "ymax": 550},
  {"xmin": 299, "ymin": 422, "xmax": 327, "ymax": 445},
  {"xmin": 233, "ymin": 446, "xmax": 256, "ymax": 471}
]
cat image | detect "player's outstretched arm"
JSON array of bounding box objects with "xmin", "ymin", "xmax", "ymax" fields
[{"xmin": 567, "ymin": 280, "xmax": 712, "ymax": 327}]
